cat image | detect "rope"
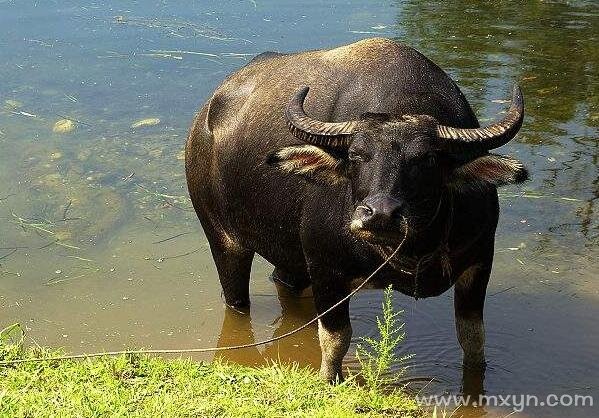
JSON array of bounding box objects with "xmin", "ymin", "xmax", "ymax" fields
[{"xmin": 0, "ymin": 226, "xmax": 408, "ymax": 366}]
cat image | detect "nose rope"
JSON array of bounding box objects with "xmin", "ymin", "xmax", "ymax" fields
[
  {"xmin": 0, "ymin": 227, "xmax": 409, "ymax": 366},
  {"xmin": 369, "ymin": 191, "xmax": 454, "ymax": 300},
  {"xmin": 413, "ymin": 191, "xmax": 454, "ymax": 299},
  {"xmin": 424, "ymin": 190, "xmax": 446, "ymax": 230}
]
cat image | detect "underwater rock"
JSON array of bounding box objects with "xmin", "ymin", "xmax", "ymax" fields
[
  {"xmin": 40, "ymin": 173, "xmax": 64, "ymax": 187},
  {"xmin": 17, "ymin": 142, "xmax": 129, "ymax": 246},
  {"xmin": 55, "ymin": 230, "xmax": 72, "ymax": 241},
  {"xmin": 50, "ymin": 151, "xmax": 63, "ymax": 161},
  {"xmin": 148, "ymin": 148, "xmax": 163, "ymax": 158},
  {"xmin": 53, "ymin": 119, "xmax": 76, "ymax": 134},
  {"xmin": 131, "ymin": 118, "xmax": 161, "ymax": 128},
  {"xmin": 4, "ymin": 99, "xmax": 23, "ymax": 110},
  {"xmin": 77, "ymin": 149, "xmax": 91, "ymax": 161}
]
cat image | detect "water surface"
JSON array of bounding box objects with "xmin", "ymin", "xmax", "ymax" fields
[{"xmin": 1, "ymin": 1, "xmax": 598, "ymax": 417}]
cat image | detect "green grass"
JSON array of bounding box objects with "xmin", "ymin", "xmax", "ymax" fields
[
  {"xmin": 0, "ymin": 352, "xmax": 421, "ymax": 417},
  {"xmin": 0, "ymin": 344, "xmax": 421, "ymax": 418}
]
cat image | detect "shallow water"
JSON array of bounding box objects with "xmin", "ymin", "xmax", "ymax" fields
[{"xmin": 1, "ymin": 1, "xmax": 598, "ymax": 417}]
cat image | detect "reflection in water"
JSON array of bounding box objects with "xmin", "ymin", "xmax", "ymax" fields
[
  {"xmin": 216, "ymin": 282, "xmax": 320, "ymax": 370},
  {"xmin": 401, "ymin": 0, "xmax": 598, "ymax": 131},
  {"xmin": 1, "ymin": 1, "xmax": 598, "ymax": 417}
]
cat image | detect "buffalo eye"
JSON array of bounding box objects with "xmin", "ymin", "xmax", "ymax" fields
[
  {"xmin": 408, "ymin": 153, "xmax": 436, "ymax": 179},
  {"xmin": 421, "ymin": 153, "xmax": 437, "ymax": 168},
  {"xmin": 408, "ymin": 164, "xmax": 421, "ymax": 179}
]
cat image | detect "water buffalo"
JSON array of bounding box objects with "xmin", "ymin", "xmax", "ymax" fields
[{"xmin": 185, "ymin": 38, "xmax": 527, "ymax": 381}]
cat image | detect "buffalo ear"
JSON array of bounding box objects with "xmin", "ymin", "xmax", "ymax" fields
[
  {"xmin": 267, "ymin": 145, "xmax": 347, "ymax": 184},
  {"xmin": 449, "ymin": 154, "xmax": 529, "ymax": 189}
]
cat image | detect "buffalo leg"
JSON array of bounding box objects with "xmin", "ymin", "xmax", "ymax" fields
[
  {"xmin": 209, "ymin": 238, "xmax": 254, "ymax": 310},
  {"xmin": 453, "ymin": 263, "xmax": 491, "ymax": 366},
  {"xmin": 312, "ymin": 279, "xmax": 352, "ymax": 382}
]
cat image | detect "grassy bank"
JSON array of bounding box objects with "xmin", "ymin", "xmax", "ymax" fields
[
  {"xmin": 1, "ymin": 289, "xmax": 422, "ymax": 417},
  {"xmin": 0, "ymin": 348, "xmax": 420, "ymax": 417}
]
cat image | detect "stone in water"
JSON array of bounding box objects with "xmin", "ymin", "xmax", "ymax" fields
[
  {"xmin": 131, "ymin": 118, "xmax": 160, "ymax": 128},
  {"xmin": 53, "ymin": 119, "xmax": 75, "ymax": 134}
]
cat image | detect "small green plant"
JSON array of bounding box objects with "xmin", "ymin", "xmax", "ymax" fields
[
  {"xmin": 356, "ymin": 286, "xmax": 412, "ymax": 392},
  {"xmin": 0, "ymin": 323, "xmax": 24, "ymax": 361}
]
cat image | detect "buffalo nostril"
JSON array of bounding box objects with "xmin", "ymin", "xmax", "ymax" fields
[
  {"xmin": 356, "ymin": 197, "xmax": 404, "ymax": 229},
  {"xmin": 356, "ymin": 204, "xmax": 374, "ymax": 221},
  {"xmin": 391, "ymin": 207, "xmax": 403, "ymax": 220}
]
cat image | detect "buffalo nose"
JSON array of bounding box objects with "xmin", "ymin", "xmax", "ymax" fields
[{"xmin": 355, "ymin": 195, "xmax": 403, "ymax": 229}]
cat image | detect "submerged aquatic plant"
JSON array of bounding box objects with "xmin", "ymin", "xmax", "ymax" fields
[{"xmin": 356, "ymin": 286, "xmax": 412, "ymax": 392}]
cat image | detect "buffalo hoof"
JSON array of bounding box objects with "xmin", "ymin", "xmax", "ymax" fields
[
  {"xmin": 220, "ymin": 291, "xmax": 250, "ymax": 314},
  {"xmin": 319, "ymin": 365, "xmax": 344, "ymax": 384}
]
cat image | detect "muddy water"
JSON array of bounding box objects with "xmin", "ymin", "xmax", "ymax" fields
[{"xmin": 1, "ymin": 1, "xmax": 597, "ymax": 417}]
